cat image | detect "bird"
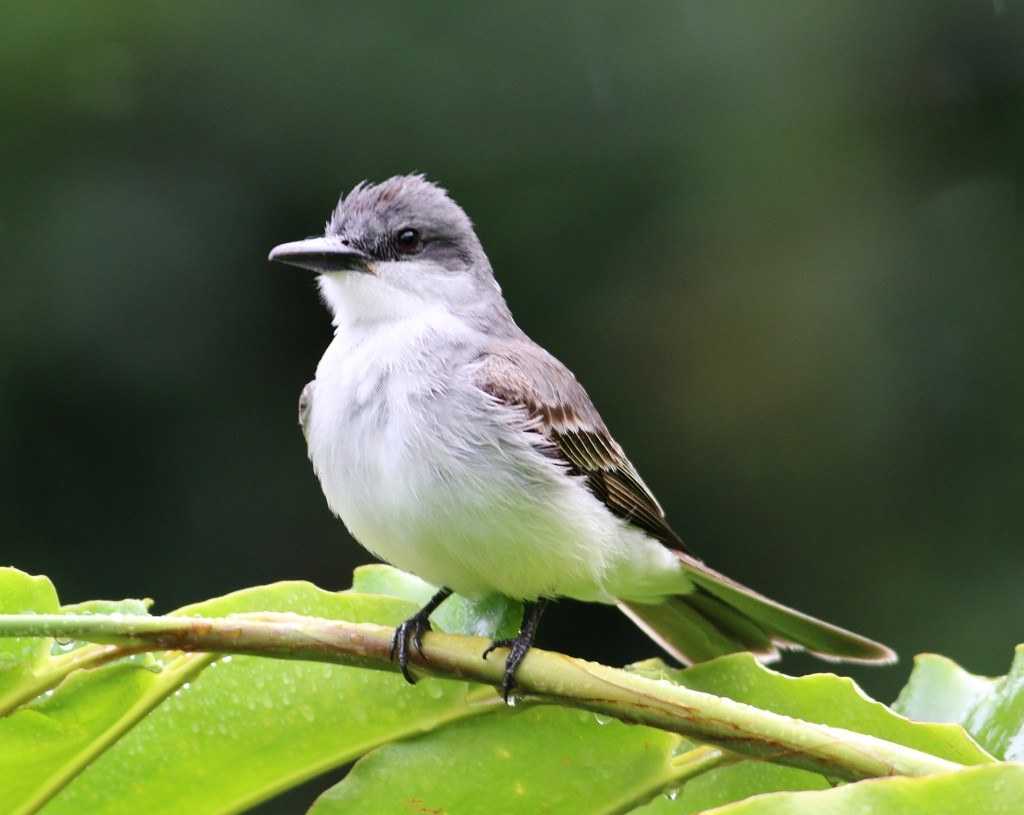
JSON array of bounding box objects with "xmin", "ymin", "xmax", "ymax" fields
[{"xmin": 268, "ymin": 174, "xmax": 895, "ymax": 697}]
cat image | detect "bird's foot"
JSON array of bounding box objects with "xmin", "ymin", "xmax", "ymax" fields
[
  {"xmin": 482, "ymin": 635, "xmax": 533, "ymax": 700},
  {"xmin": 482, "ymin": 598, "xmax": 549, "ymax": 700},
  {"xmin": 390, "ymin": 587, "xmax": 452, "ymax": 684}
]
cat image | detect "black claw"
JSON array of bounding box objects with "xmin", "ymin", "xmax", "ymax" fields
[
  {"xmin": 390, "ymin": 587, "xmax": 452, "ymax": 684},
  {"xmin": 390, "ymin": 617, "xmax": 427, "ymax": 683},
  {"xmin": 481, "ymin": 637, "xmax": 513, "ymax": 660},
  {"xmin": 481, "ymin": 598, "xmax": 549, "ymax": 700}
]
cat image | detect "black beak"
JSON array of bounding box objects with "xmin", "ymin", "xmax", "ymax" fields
[{"xmin": 268, "ymin": 236, "xmax": 370, "ymax": 273}]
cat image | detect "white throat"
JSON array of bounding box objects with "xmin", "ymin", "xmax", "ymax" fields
[{"xmin": 317, "ymin": 266, "xmax": 427, "ymax": 329}]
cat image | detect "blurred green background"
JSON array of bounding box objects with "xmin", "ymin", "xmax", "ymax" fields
[{"xmin": 2, "ymin": 0, "xmax": 1021, "ymax": 756}]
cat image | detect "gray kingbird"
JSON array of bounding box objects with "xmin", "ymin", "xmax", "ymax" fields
[{"xmin": 269, "ymin": 175, "xmax": 895, "ymax": 696}]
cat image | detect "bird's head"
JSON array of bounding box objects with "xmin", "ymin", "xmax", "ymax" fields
[{"xmin": 269, "ymin": 175, "xmax": 503, "ymax": 326}]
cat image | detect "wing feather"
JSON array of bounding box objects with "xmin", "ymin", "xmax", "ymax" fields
[
  {"xmin": 471, "ymin": 348, "xmax": 691, "ymax": 554},
  {"xmin": 468, "ymin": 345, "xmax": 895, "ymax": 665}
]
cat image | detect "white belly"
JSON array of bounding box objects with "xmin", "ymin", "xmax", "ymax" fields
[{"xmin": 305, "ymin": 320, "xmax": 684, "ymax": 603}]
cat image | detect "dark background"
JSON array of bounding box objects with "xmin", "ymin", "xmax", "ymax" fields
[{"xmin": 2, "ymin": 0, "xmax": 1022, "ymax": 787}]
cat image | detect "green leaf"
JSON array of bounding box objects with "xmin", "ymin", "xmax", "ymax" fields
[
  {"xmin": 894, "ymin": 647, "xmax": 1024, "ymax": 761},
  {"xmin": 635, "ymin": 762, "xmax": 829, "ymax": 814},
  {"xmin": 892, "ymin": 653, "xmax": 995, "ymax": 724},
  {"xmin": 351, "ymin": 563, "xmax": 521, "ymax": 640},
  {"xmin": 0, "ymin": 569, "xmax": 190, "ymax": 815},
  {"xmin": 310, "ymin": 704, "xmax": 691, "ymax": 815},
  {"xmin": 633, "ymin": 653, "xmax": 992, "ymax": 765},
  {"xmin": 0, "ymin": 568, "xmax": 61, "ymax": 702},
  {"xmin": 350, "ymin": 563, "xmax": 439, "ymax": 605},
  {"xmin": 0, "ymin": 568, "xmax": 525, "ymax": 814},
  {"xmin": 0, "ymin": 656, "xmax": 195, "ymax": 815},
  {"xmin": 44, "ymin": 580, "xmax": 500, "ymax": 815},
  {"xmin": 0, "ymin": 566, "xmax": 1012, "ymax": 815},
  {"xmin": 59, "ymin": 598, "xmax": 153, "ymax": 616},
  {"xmin": 699, "ymin": 762, "xmax": 1024, "ymax": 814}
]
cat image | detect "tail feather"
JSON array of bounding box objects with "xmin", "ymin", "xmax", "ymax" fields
[
  {"xmin": 620, "ymin": 553, "xmax": 896, "ymax": 666},
  {"xmin": 619, "ymin": 591, "xmax": 778, "ymax": 665}
]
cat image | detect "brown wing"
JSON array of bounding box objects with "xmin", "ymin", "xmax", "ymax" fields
[{"xmin": 471, "ymin": 348, "xmax": 692, "ymax": 555}]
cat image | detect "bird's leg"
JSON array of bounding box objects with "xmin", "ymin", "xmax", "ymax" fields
[
  {"xmin": 390, "ymin": 587, "xmax": 453, "ymax": 684},
  {"xmin": 482, "ymin": 597, "xmax": 549, "ymax": 700}
]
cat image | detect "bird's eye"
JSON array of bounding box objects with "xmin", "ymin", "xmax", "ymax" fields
[{"xmin": 396, "ymin": 228, "xmax": 421, "ymax": 253}]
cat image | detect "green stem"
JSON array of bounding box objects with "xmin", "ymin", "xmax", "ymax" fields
[{"xmin": 0, "ymin": 613, "xmax": 961, "ymax": 782}]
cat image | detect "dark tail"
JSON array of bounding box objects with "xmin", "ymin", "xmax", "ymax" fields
[{"xmin": 618, "ymin": 552, "xmax": 895, "ymax": 665}]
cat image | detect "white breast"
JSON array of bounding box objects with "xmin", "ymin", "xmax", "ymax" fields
[{"xmin": 305, "ymin": 284, "xmax": 683, "ymax": 603}]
